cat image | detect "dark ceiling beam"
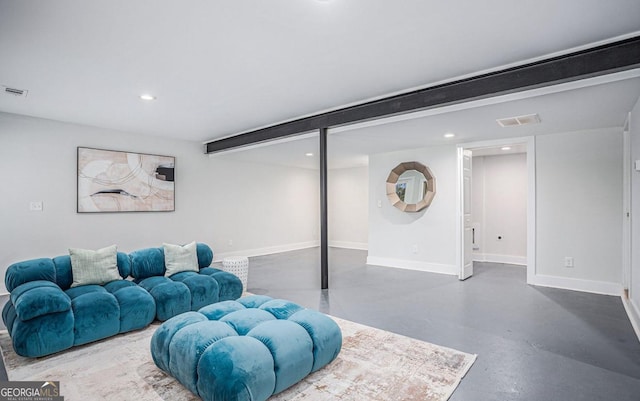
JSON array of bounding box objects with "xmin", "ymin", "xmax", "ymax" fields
[{"xmin": 206, "ymin": 36, "xmax": 640, "ymax": 153}]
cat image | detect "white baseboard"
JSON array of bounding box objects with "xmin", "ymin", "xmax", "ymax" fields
[
  {"xmin": 473, "ymin": 253, "xmax": 527, "ymax": 266},
  {"xmin": 622, "ymin": 297, "xmax": 640, "ymax": 343},
  {"xmin": 213, "ymin": 241, "xmax": 319, "ymax": 262},
  {"xmin": 328, "ymin": 241, "xmax": 368, "ymax": 251},
  {"xmin": 529, "ymin": 274, "xmax": 622, "ymax": 296},
  {"xmin": 366, "ymin": 256, "xmax": 457, "ymax": 275}
]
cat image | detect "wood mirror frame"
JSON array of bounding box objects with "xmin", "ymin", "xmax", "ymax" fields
[{"xmin": 386, "ymin": 161, "xmax": 436, "ymax": 212}]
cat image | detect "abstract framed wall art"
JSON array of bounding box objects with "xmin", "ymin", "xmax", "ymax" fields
[{"xmin": 77, "ymin": 147, "xmax": 175, "ymax": 213}]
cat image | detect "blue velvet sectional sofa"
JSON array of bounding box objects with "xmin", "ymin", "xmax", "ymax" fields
[
  {"xmin": 2, "ymin": 243, "xmax": 242, "ymax": 358},
  {"xmin": 129, "ymin": 245, "xmax": 242, "ymax": 321}
]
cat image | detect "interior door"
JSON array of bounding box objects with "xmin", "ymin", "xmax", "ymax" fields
[{"xmin": 460, "ymin": 149, "xmax": 473, "ymax": 280}]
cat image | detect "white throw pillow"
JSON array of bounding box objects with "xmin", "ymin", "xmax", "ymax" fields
[
  {"xmin": 163, "ymin": 241, "xmax": 199, "ymax": 277},
  {"xmin": 69, "ymin": 245, "xmax": 121, "ymax": 287}
]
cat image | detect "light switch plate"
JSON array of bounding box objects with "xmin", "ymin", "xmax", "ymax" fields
[
  {"xmin": 29, "ymin": 201, "xmax": 43, "ymax": 211},
  {"xmin": 635, "ymin": 160, "xmax": 640, "ymax": 171}
]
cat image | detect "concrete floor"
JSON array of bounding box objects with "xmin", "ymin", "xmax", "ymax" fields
[
  {"xmin": 247, "ymin": 247, "xmax": 640, "ymax": 401},
  {"xmin": 1, "ymin": 248, "xmax": 637, "ymax": 398}
]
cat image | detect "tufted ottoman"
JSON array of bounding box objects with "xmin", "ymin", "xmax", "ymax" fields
[{"xmin": 150, "ymin": 295, "xmax": 342, "ymax": 401}]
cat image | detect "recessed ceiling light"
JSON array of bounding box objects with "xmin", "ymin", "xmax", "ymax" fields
[
  {"xmin": 139, "ymin": 94, "xmax": 156, "ymax": 101},
  {"xmin": 501, "ymin": 146, "xmax": 512, "ymax": 151},
  {"xmin": 305, "ymin": 153, "xmax": 314, "ymax": 157},
  {"xmin": 444, "ymin": 133, "xmax": 455, "ymax": 138}
]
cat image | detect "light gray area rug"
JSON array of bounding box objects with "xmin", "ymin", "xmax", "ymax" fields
[{"xmin": 0, "ymin": 317, "xmax": 476, "ymax": 401}]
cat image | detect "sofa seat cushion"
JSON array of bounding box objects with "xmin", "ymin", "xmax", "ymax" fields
[
  {"xmin": 103, "ymin": 279, "xmax": 137, "ymax": 293},
  {"xmin": 138, "ymin": 276, "xmax": 191, "ymax": 321},
  {"xmin": 104, "ymin": 280, "xmax": 156, "ymax": 333},
  {"xmin": 199, "ymin": 268, "xmax": 243, "ymax": 301},
  {"xmin": 11, "ymin": 281, "xmax": 71, "ymax": 321},
  {"xmin": 65, "ymin": 284, "xmax": 108, "ymax": 299},
  {"xmin": 170, "ymin": 272, "xmax": 220, "ymax": 311},
  {"xmin": 66, "ymin": 286, "xmax": 120, "ymax": 346}
]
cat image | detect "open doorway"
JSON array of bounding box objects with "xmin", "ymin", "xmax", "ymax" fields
[
  {"xmin": 472, "ymin": 145, "xmax": 527, "ymax": 265},
  {"xmin": 457, "ymin": 137, "xmax": 536, "ymax": 283}
]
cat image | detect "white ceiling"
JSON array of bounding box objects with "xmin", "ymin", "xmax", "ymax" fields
[{"xmin": 1, "ymin": 0, "xmax": 640, "ymax": 146}]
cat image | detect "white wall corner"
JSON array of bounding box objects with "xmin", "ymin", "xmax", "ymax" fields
[
  {"xmin": 366, "ymin": 256, "xmax": 457, "ymax": 275},
  {"xmin": 530, "ymin": 274, "xmax": 623, "ymax": 296},
  {"xmin": 213, "ymin": 241, "xmax": 319, "ymax": 261},
  {"xmin": 622, "ymin": 297, "xmax": 640, "ymax": 343}
]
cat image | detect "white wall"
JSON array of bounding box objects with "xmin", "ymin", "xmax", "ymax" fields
[
  {"xmin": 366, "ymin": 127, "xmax": 624, "ymax": 294},
  {"xmin": 629, "ymin": 96, "xmax": 640, "ymax": 327},
  {"xmin": 535, "ymin": 128, "xmax": 623, "ymax": 294},
  {"xmin": 328, "ymin": 166, "xmax": 368, "ymax": 250},
  {"xmin": 0, "ymin": 112, "xmax": 319, "ymax": 292},
  {"xmin": 207, "ymin": 157, "xmax": 319, "ymax": 258},
  {"xmin": 472, "ymin": 153, "xmax": 527, "ymax": 265},
  {"xmin": 367, "ymin": 145, "xmax": 458, "ymax": 274}
]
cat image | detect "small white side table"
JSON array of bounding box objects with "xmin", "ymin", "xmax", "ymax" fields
[{"xmin": 221, "ymin": 256, "xmax": 249, "ymax": 293}]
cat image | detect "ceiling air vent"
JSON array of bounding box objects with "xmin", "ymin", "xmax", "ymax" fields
[
  {"xmin": 2, "ymin": 86, "xmax": 28, "ymax": 98},
  {"xmin": 496, "ymin": 113, "xmax": 540, "ymax": 127}
]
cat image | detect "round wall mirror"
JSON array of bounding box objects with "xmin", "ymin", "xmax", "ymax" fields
[{"xmin": 386, "ymin": 161, "xmax": 436, "ymax": 212}]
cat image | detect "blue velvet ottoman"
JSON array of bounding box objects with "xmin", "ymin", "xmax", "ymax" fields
[{"xmin": 150, "ymin": 295, "xmax": 342, "ymax": 401}]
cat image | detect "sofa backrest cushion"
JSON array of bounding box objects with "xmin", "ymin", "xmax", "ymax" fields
[
  {"xmin": 196, "ymin": 243, "xmax": 214, "ymax": 268},
  {"xmin": 130, "ymin": 247, "xmax": 165, "ymax": 279},
  {"xmin": 6, "ymin": 243, "xmax": 212, "ymax": 290},
  {"xmin": 5, "ymin": 258, "xmax": 56, "ymax": 292},
  {"xmin": 53, "ymin": 256, "xmax": 73, "ymax": 289},
  {"xmin": 53, "ymin": 252, "xmax": 131, "ymax": 290},
  {"xmin": 130, "ymin": 243, "xmax": 213, "ymax": 279}
]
